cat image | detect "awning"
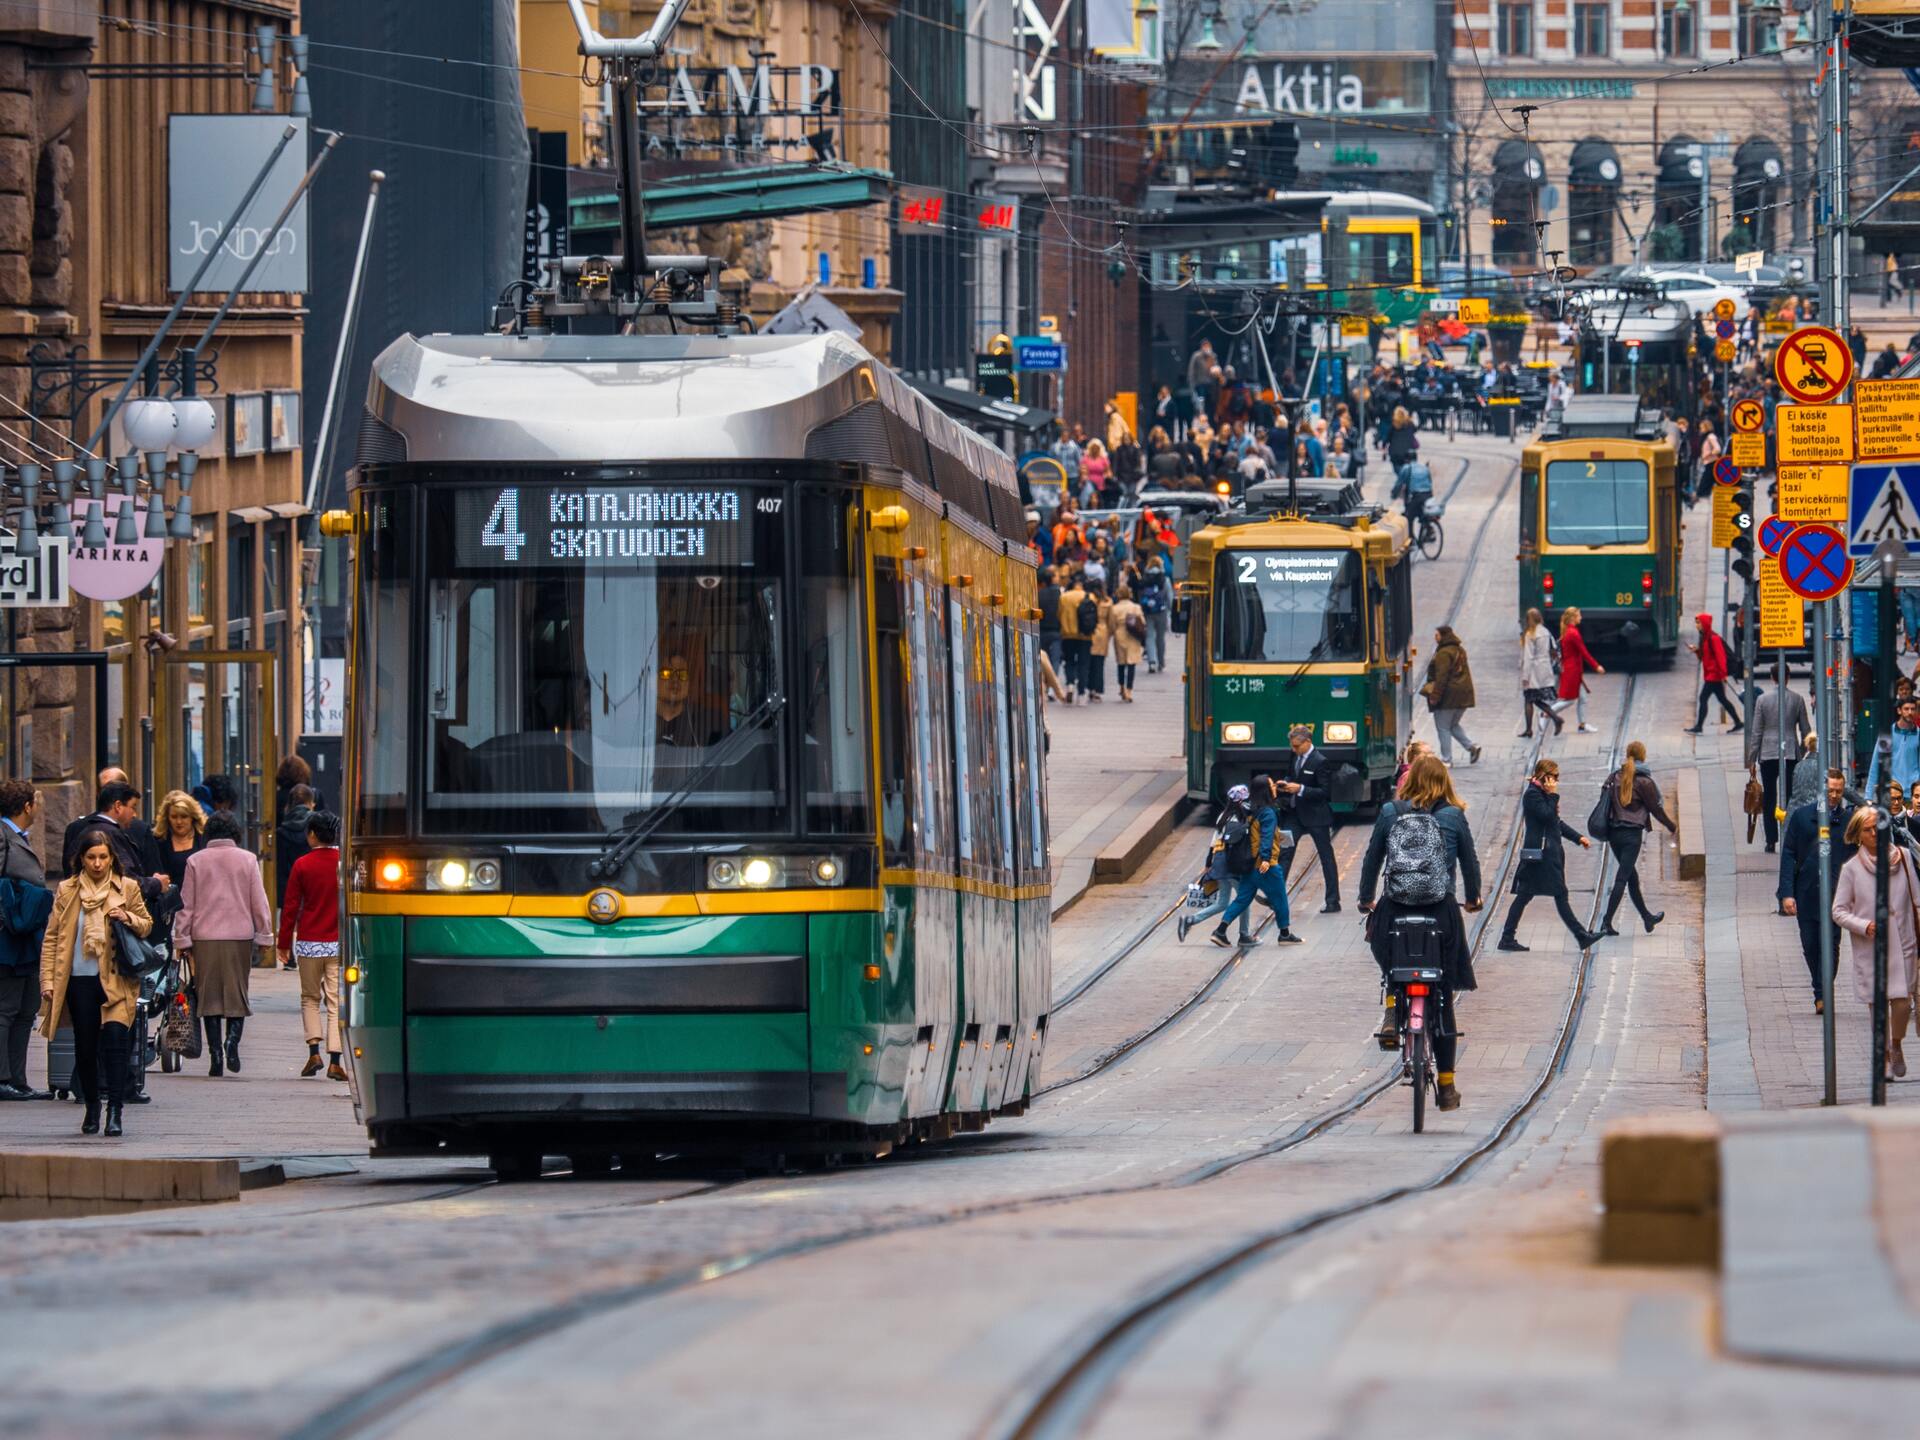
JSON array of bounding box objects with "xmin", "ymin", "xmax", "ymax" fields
[
  {"xmin": 1568, "ymin": 137, "xmax": 1621, "ymax": 186},
  {"xmin": 907, "ymin": 377, "xmax": 1054, "ymax": 437},
  {"xmin": 1493, "ymin": 140, "xmax": 1546, "ymax": 184},
  {"xmin": 1734, "ymin": 137, "xmax": 1784, "ymax": 182},
  {"xmin": 1658, "ymin": 136, "xmax": 1704, "ymax": 185},
  {"xmin": 569, "ymin": 163, "xmax": 893, "ymax": 236}
]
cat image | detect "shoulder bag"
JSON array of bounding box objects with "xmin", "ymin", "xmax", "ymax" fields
[
  {"xmin": 1587, "ymin": 780, "xmax": 1615, "ymax": 841},
  {"xmin": 1744, "ymin": 773, "xmax": 1766, "ymax": 843}
]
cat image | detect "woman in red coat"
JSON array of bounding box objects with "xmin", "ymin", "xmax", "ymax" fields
[{"xmin": 1555, "ymin": 607, "xmax": 1604, "ymax": 733}]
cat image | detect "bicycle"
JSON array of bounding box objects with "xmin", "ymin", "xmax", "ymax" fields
[
  {"xmin": 1386, "ymin": 962, "xmax": 1446, "ymax": 1133},
  {"xmin": 1407, "ymin": 500, "xmax": 1445, "ymax": 562}
]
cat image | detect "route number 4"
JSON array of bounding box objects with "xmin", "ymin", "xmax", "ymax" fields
[{"xmin": 482, "ymin": 488, "xmax": 527, "ymax": 562}]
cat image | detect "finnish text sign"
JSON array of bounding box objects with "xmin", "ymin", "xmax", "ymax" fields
[
  {"xmin": 1853, "ymin": 379, "xmax": 1920, "ymax": 463},
  {"xmin": 1776, "ymin": 404, "xmax": 1854, "ymax": 465},
  {"xmin": 1776, "ymin": 464, "xmax": 1848, "ymax": 523}
]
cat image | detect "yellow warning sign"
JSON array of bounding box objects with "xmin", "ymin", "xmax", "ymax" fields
[
  {"xmin": 1853, "ymin": 379, "xmax": 1920, "ymax": 462},
  {"xmin": 1714, "ymin": 298, "xmax": 1738, "ymax": 323},
  {"xmin": 1764, "ymin": 316, "xmax": 1792, "ymax": 335},
  {"xmin": 1339, "ymin": 315, "xmax": 1370, "ymax": 337},
  {"xmin": 1776, "ymin": 403, "xmax": 1855, "ymax": 464},
  {"xmin": 1730, "ymin": 433, "xmax": 1766, "ymax": 468},
  {"xmin": 1712, "ymin": 486, "xmax": 1739, "ymax": 548},
  {"xmin": 1457, "ymin": 297, "xmax": 1490, "ymax": 323},
  {"xmin": 1759, "ymin": 555, "xmax": 1804, "ymax": 649},
  {"xmin": 1775, "ymin": 464, "xmax": 1850, "ymax": 522}
]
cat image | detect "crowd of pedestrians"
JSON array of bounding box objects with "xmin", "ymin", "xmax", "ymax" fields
[{"xmin": 0, "ymin": 754, "xmax": 343, "ymax": 1139}]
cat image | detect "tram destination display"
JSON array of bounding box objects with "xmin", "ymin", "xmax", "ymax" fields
[{"xmin": 451, "ymin": 484, "xmax": 757, "ymax": 568}]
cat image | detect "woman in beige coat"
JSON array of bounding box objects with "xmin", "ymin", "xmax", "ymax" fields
[
  {"xmin": 39, "ymin": 829, "xmax": 152, "ymax": 1136},
  {"xmin": 1107, "ymin": 585, "xmax": 1147, "ymax": 702},
  {"xmin": 1084, "ymin": 585, "xmax": 1115, "ymax": 701},
  {"xmin": 1832, "ymin": 807, "xmax": 1918, "ymax": 1080}
]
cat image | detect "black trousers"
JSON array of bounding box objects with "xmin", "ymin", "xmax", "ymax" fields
[
  {"xmin": 1795, "ymin": 888, "xmax": 1829, "ymax": 1000},
  {"xmin": 1085, "ymin": 653, "xmax": 1107, "ymax": 695},
  {"xmin": 1694, "ymin": 680, "xmax": 1742, "ymax": 728},
  {"xmin": 1605, "ymin": 825, "xmax": 1652, "ymax": 925},
  {"xmin": 1757, "ymin": 758, "xmax": 1795, "ymax": 847},
  {"xmin": 65, "ymin": 975, "xmax": 131, "ymax": 1108},
  {"xmin": 1061, "ymin": 637, "xmax": 1089, "ymax": 692},
  {"xmin": 1280, "ymin": 824, "xmax": 1340, "ymax": 905},
  {"xmin": 1501, "ymin": 890, "xmax": 1586, "ymax": 943},
  {"xmin": 0, "ymin": 967, "xmax": 34, "ymax": 1086}
]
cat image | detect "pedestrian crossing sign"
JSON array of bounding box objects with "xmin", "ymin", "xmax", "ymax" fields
[{"xmin": 1848, "ymin": 463, "xmax": 1920, "ymax": 557}]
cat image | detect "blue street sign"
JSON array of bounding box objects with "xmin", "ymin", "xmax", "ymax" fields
[
  {"xmin": 1013, "ymin": 337, "xmax": 1066, "ymax": 372},
  {"xmin": 1848, "ymin": 462, "xmax": 1920, "ymax": 557},
  {"xmin": 1779, "ymin": 523, "xmax": 1853, "ymax": 601},
  {"xmin": 1715, "ymin": 318, "xmax": 1736, "ymax": 340},
  {"xmin": 1713, "ymin": 456, "xmax": 1739, "ymax": 487}
]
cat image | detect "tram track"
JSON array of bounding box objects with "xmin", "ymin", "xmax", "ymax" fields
[{"xmin": 984, "ymin": 674, "xmax": 1645, "ymax": 1440}]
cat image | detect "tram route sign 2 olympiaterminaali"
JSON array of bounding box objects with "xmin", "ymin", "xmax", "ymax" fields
[
  {"xmin": 1779, "ymin": 522, "xmax": 1854, "ymax": 601},
  {"xmin": 1773, "ymin": 325, "xmax": 1855, "ymax": 405}
]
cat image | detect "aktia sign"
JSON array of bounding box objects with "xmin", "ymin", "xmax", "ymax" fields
[{"xmin": 1234, "ymin": 62, "xmax": 1368, "ymax": 115}]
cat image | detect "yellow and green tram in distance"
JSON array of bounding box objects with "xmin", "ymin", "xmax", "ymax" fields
[
  {"xmin": 329, "ymin": 330, "xmax": 1050, "ymax": 1173},
  {"xmin": 1519, "ymin": 396, "xmax": 1682, "ymax": 660},
  {"xmin": 1180, "ymin": 480, "xmax": 1414, "ymax": 808}
]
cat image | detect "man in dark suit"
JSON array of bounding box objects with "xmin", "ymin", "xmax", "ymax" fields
[
  {"xmin": 1276, "ymin": 723, "xmax": 1341, "ymax": 911},
  {"xmin": 63, "ymin": 780, "xmax": 165, "ymax": 902},
  {"xmin": 1777, "ymin": 768, "xmax": 1856, "ymax": 1014}
]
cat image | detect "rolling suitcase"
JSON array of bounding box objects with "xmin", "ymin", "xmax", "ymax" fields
[{"xmin": 45, "ymin": 1026, "xmax": 79, "ymax": 1100}]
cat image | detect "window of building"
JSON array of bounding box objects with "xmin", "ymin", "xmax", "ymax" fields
[
  {"xmin": 1738, "ymin": 1, "xmax": 1782, "ymax": 56},
  {"xmin": 227, "ymin": 524, "xmax": 254, "ymax": 649},
  {"xmin": 1496, "ymin": 2, "xmax": 1533, "ymax": 57},
  {"xmin": 1573, "ymin": 3, "xmax": 1610, "ymax": 56},
  {"xmin": 1660, "ymin": 3, "xmax": 1696, "ymax": 57}
]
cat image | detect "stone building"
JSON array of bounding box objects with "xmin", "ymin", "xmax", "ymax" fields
[{"xmin": 0, "ymin": 0, "xmax": 308, "ymax": 867}]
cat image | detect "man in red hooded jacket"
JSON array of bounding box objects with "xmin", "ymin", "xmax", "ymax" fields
[{"xmin": 1683, "ymin": 612, "xmax": 1744, "ymax": 734}]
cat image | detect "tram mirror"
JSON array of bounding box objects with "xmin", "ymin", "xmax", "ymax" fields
[{"xmin": 1171, "ymin": 598, "xmax": 1189, "ymax": 635}]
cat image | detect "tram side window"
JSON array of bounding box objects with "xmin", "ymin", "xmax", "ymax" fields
[
  {"xmin": 1347, "ymin": 231, "xmax": 1415, "ymax": 288},
  {"xmin": 1544, "ymin": 459, "xmax": 1650, "ymax": 546},
  {"xmin": 1019, "ymin": 630, "xmax": 1047, "ymax": 877},
  {"xmin": 799, "ymin": 491, "xmax": 872, "ymax": 836},
  {"xmin": 907, "ymin": 577, "xmax": 947, "ymax": 863},
  {"xmin": 1387, "ymin": 557, "xmax": 1413, "ymax": 657},
  {"xmin": 874, "ymin": 557, "xmax": 913, "ymax": 869},
  {"xmin": 354, "ymin": 493, "xmax": 412, "ymax": 836},
  {"xmin": 949, "ymin": 597, "xmax": 974, "ymax": 865},
  {"xmin": 990, "ymin": 620, "xmax": 1016, "ymax": 884}
]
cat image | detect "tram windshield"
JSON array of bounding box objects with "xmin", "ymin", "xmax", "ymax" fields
[
  {"xmin": 1544, "ymin": 459, "xmax": 1650, "ymax": 546},
  {"xmin": 1213, "ymin": 549, "xmax": 1365, "ymax": 664},
  {"xmin": 366, "ymin": 480, "xmax": 870, "ymax": 837}
]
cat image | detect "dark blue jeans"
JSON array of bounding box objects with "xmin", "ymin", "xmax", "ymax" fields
[{"xmin": 1219, "ymin": 867, "xmax": 1290, "ymax": 933}]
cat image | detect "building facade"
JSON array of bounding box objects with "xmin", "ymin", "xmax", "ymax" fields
[
  {"xmin": 1448, "ymin": 0, "xmax": 1907, "ymax": 273},
  {"xmin": 0, "ymin": 0, "xmax": 308, "ymax": 859}
]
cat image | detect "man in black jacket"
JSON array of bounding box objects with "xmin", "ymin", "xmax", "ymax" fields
[
  {"xmin": 1276, "ymin": 724, "xmax": 1342, "ymax": 911},
  {"xmin": 1778, "ymin": 768, "xmax": 1856, "ymax": 1013},
  {"xmin": 0, "ymin": 780, "xmax": 49, "ymax": 1099}
]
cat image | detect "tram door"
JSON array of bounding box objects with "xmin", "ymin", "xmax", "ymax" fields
[{"xmin": 153, "ymin": 650, "xmax": 279, "ymax": 894}]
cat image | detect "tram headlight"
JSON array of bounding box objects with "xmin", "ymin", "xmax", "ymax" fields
[
  {"xmin": 1221, "ymin": 722, "xmax": 1255, "ymax": 745},
  {"xmin": 1323, "ymin": 721, "xmax": 1358, "ymax": 744},
  {"xmin": 365, "ymin": 854, "xmax": 503, "ymax": 892},
  {"xmin": 436, "ymin": 860, "xmax": 470, "ymax": 891},
  {"xmin": 706, "ymin": 855, "xmax": 849, "ymax": 890},
  {"xmin": 424, "ymin": 857, "xmax": 501, "ymax": 892}
]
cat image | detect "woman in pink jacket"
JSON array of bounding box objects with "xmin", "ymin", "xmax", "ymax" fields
[
  {"xmin": 1831, "ymin": 807, "xmax": 1918, "ymax": 1081},
  {"xmin": 173, "ymin": 813, "xmax": 273, "ymax": 1076}
]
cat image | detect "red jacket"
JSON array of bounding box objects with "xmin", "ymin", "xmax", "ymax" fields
[
  {"xmin": 277, "ymin": 846, "xmax": 341, "ymax": 950},
  {"xmin": 1697, "ymin": 627, "xmax": 1729, "ymax": 683},
  {"xmin": 1557, "ymin": 625, "xmax": 1597, "ymax": 700}
]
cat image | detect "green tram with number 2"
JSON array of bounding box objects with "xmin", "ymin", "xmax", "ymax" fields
[
  {"xmin": 1519, "ymin": 397, "xmax": 1682, "ymax": 660},
  {"xmin": 1178, "ymin": 480, "xmax": 1414, "ymax": 809},
  {"xmin": 329, "ymin": 331, "xmax": 1050, "ymax": 1172}
]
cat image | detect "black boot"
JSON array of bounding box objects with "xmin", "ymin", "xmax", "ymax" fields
[
  {"xmin": 1497, "ymin": 932, "xmax": 1529, "ymax": 952},
  {"xmin": 205, "ymin": 1016, "xmax": 224, "ymax": 1077},
  {"xmin": 81, "ymin": 1097, "xmax": 100, "ymax": 1134},
  {"xmin": 225, "ymin": 1017, "xmax": 244, "ymax": 1074},
  {"xmin": 104, "ymin": 1103, "xmax": 123, "ymax": 1137},
  {"xmin": 100, "ymin": 1024, "xmax": 130, "ymax": 1137},
  {"xmin": 1600, "ymin": 906, "xmax": 1622, "ymax": 937}
]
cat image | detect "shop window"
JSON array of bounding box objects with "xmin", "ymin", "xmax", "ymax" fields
[
  {"xmin": 227, "ymin": 524, "xmax": 254, "ymax": 648},
  {"xmin": 1496, "ymin": 2, "xmax": 1532, "ymax": 57},
  {"xmin": 1573, "ymin": 2, "xmax": 1610, "ymax": 56}
]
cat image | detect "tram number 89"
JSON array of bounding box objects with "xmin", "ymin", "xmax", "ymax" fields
[{"xmin": 1614, "ymin": 592, "xmax": 1635, "ymax": 605}]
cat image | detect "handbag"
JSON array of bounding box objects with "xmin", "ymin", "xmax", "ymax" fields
[
  {"xmin": 111, "ymin": 918, "xmax": 167, "ymax": 981},
  {"xmin": 1587, "ymin": 781, "xmax": 1614, "ymax": 841},
  {"xmin": 1744, "ymin": 775, "xmax": 1765, "ymax": 843}
]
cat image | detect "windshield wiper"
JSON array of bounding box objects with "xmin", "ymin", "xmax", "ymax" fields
[
  {"xmin": 1283, "ymin": 637, "xmax": 1333, "ymax": 690},
  {"xmin": 587, "ymin": 692, "xmax": 787, "ymax": 882}
]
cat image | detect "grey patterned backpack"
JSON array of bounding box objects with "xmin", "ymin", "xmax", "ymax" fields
[{"xmin": 1382, "ymin": 804, "xmax": 1448, "ymax": 905}]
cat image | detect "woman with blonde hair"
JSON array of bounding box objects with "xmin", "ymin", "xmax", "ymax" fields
[
  {"xmin": 1080, "ymin": 438, "xmax": 1111, "ymax": 506},
  {"xmin": 1357, "ymin": 753, "xmax": 1483, "ymax": 1111},
  {"xmin": 1554, "ymin": 607, "xmax": 1603, "ymax": 733},
  {"xmin": 154, "ymin": 788, "xmax": 207, "ymax": 893},
  {"xmin": 1518, "ymin": 608, "xmax": 1560, "ymax": 738},
  {"xmin": 1832, "ymin": 806, "xmax": 1918, "ymax": 1079},
  {"xmin": 1599, "ymin": 740, "xmax": 1678, "ymax": 935}
]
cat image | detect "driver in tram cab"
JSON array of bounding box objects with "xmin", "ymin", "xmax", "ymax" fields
[{"xmin": 654, "ymin": 655, "xmax": 715, "ymax": 749}]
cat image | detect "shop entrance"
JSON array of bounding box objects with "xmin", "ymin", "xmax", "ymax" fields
[{"xmin": 152, "ymin": 649, "xmax": 279, "ymax": 892}]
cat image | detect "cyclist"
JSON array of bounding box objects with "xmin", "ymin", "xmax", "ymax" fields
[
  {"xmin": 1357, "ymin": 754, "xmax": 1483, "ymax": 1112},
  {"xmin": 1392, "ymin": 455, "xmax": 1434, "ymax": 533}
]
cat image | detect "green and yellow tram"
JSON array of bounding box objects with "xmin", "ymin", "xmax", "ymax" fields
[
  {"xmin": 329, "ymin": 331, "xmax": 1050, "ymax": 1171},
  {"xmin": 1179, "ymin": 481, "xmax": 1414, "ymax": 808},
  {"xmin": 1519, "ymin": 398, "xmax": 1682, "ymax": 659}
]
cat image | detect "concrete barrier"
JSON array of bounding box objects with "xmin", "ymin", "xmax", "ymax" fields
[
  {"xmin": 0, "ymin": 1151, "xmax": 240, "ymax": 1206},
  {"xmin": 1598, "ymin": 1112, "xmax": 1722, "ymax": 1266},
  {"xmin": 1673, "ymin": 766, "xmax": 1706, "ymax": 880},
  {"xmin": 1092, "ymin": 775, "xmax": 1194, "ymax": 886}
]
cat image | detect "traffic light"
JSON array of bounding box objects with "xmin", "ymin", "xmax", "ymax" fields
[{"xmin": 1730, "ymin": 484, "xmax": 1755, "ymax": 582}]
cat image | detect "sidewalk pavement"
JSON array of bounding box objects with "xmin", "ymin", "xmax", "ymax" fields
[
  {"xmin": 1045, "ymin": 631, "xmax": 1192, "ymax": 918},
  {"xmin": 3, "ymin": 966, "xmax": 365, "ymax": 1163}
]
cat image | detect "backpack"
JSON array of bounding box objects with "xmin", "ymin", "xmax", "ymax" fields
[
  {"xmin": 1077, "ymin": 596, "xmax": 1100, "ymax": 634},
  {"xmin": 1382, "ymin": 804, "xmax": 1449, "ymax": 905},
  {"xmin": 1219, "ymin": 813, "xmax": 1253, "ymax": 876}
]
